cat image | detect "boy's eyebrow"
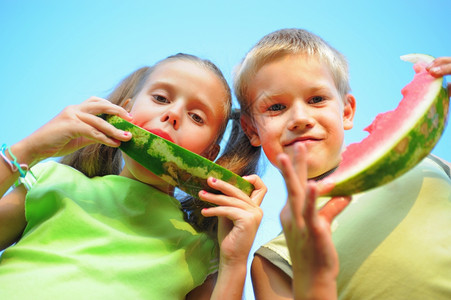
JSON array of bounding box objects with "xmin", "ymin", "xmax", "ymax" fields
[
  {"xmin": 252, "ymin": 91, "xmax": 274, "ymax": 104},
  {"xmin": 308, "ymin": 85, "xmax": 333, "ymax": 93}
]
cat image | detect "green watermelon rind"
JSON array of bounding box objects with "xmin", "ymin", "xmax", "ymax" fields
[
  {"xmin": 105, "ymin": 115, "xmax": 255, "ymax": 198},
  {"xmin": 323, "ymin": 54, "xmax": 449, "ymax": 196}
]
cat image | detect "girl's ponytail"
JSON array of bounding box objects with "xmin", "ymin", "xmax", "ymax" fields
[{"xmin": 214, "ymin": 112, "xmax": 261, "ymax": 176}]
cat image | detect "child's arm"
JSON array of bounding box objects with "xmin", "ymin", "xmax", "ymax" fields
[
  {"xmin": 0, "ymin": 97, "xmax": 132, "ymax": 249},
  {"xmin": 187, "ymin": 175, "xmax": 266, "ymax": 299},
  {"xmin": 252, "ymin": 143, "xmax": 350, "ymax": 300}
]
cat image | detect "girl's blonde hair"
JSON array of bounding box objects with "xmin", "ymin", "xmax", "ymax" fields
[
  {"xmin": 61, "ymin": 53, "xmax": 261, "ymax": 238},
  {"xmin": 233, "ymin": 28, "xmax": 351, "ymax": 115}
]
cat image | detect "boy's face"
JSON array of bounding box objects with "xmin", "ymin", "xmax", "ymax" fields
[{"xmin": 242, "ymin": 54, "xmax": 355, "ymax": 178}]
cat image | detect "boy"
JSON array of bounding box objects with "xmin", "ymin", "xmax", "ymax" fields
[{"xmin": 234, "ymin": 28, "xmax": 451, "ymax": 299}]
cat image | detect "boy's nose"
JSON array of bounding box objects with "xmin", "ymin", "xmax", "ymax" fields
[
  {"xmin": 160, "ymin": 104, "xmax": 183, "ymax": 130},
  {"xmin": 288, "ymin": 102, "xmax": 314, "ymax": 131}
]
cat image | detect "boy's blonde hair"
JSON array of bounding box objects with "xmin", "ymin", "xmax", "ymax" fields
[{"xmin": 234, "ymin": 28, "xmax": 351, "ymax": 114}]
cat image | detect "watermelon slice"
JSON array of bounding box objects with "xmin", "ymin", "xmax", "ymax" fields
[
  {"xmin": 319, "ymin": 54, "xmax": 449, "ymax": 196},
  {"xmin": 104, "ymin": 115, "xmax": 254, "ymax": 198}
]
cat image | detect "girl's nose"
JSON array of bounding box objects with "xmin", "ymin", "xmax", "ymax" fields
[
  {"xmin": 287, "ymin": 102, "xmax": 315, "ymax": 131},
  {"xmin": 160, "ymin": 104, "xmax": 183, "ymax": 130}
]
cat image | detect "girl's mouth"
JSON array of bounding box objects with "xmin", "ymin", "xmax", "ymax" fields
[{"xmin": 148, "ymin": 129, "xmax": 175, "ymax": 143}]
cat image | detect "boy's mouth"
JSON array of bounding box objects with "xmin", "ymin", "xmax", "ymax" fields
[
  {"xmin": 147, "ymin": 129, "xmax": 175, "ymax": 143},
  {"xmin": 284, "ymin": 137, "xmax": 321, "ymax": 147}
]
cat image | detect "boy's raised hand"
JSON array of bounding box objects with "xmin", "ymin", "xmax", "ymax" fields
[
  {"xmin": 199, "ymin": 175, "xmax": 265, "ymax": 299},
  {"xmin": 277, "ymin": 143, "xmax": 350, "ymax": 300}
]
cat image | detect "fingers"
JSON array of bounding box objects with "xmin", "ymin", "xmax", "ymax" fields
[
  {"xmin": 292, "ymin": 143, "xmax": 308, "ymax": 188},
  {"xmin": 317, "ymin": 179, "xmax": 335, "ymax": 196},
  {"xmin": 199, "ymin": 176, "xmax": 264, "ymax": 220},
  {"xmin": 81, "ymin": 97, "xmax": 133, "ymax": 121},
  {"xmin": 427, "ymin": 57, "xmax": 451, "ymax": 77},
  {"xmin": 277, "ymin": 153, "xmax": 303, "ymax": 211},
  {"xmin": 242, "ymin": 174, "xmax": 267, "ymax": 206},
  {"xmin": 63, "ymin": 97, "xmax": 134, "ymax": 147},
  {"xmin": 79, "ymin": 113, "xmax": 132, "ymax": 145},
  {"xmin": 201, "ymin": 177, "xmax": 249, "ymax": 207},
  {"xmin": 302, "ymin": 182, "xmax": 319, "ymax": 229},
  {"xmin": 318, "ymin": 196, "xmax": 352, "ymax": 225},
  {"xmin": 277, "ymin": 143, "xmax": 309, "ymax": 227}
]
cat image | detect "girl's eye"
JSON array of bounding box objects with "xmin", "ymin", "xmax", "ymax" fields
[
  {"xmin": 153, "ymin": 95, "xmax": 169, "ymax": 103},
  {"xmin": 267, "ymin": 103, "xmax": 286, "ymax": 112},
  {"xmin": 189, "ymin": 112, "xmax": 204, "ymax": 124},
  {"xmin": 309, "ymin": 96, "xmax": 324, "ymax": 104}
]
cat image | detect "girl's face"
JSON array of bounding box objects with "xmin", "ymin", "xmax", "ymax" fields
[
  {"xmin": 120, "ymin": 59, "xmax": 228, "ymax": 191},
  {"xmin": 242, "ymin": 54, "xmax": 355, "ymax": 178}
]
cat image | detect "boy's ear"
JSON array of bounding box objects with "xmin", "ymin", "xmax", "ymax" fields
[
  {"xmin": 240, "ymin": 115, "xmax": 261, "ymax": 147},
  {"xmin": 204, "ymin": 144, "xmax": 220, "ymax": 161},
  {"xmin": 343, "ymin": 94, "xmax": 356, "ymax": 130}
]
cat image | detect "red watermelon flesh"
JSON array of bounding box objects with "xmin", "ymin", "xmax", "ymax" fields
[{"xmin": 320, "ymin": 55, "xmax": 449, "ymax": 196}]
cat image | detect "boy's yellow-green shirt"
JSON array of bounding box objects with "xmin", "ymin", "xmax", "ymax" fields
[
  {"xmin": 0, "ymin": 161, "xmax": 219, "ymax": 299},
  {"xmin": 257, "ymin": 155, "xmax": 451, "ymax": 299}
]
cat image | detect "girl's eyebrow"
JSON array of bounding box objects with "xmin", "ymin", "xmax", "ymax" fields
[
  {"xmin": 146, "ymin": 80, "xmax": 173, "ymax": 92},
  {"xmin": 195, "ymin": 99, "xmax": 216, "ymax": 118}
]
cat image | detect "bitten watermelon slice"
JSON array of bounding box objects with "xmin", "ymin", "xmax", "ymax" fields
[
  {"xmin": 104, "ymin": 115, "xmax": 254, "ymax": 198},
  {"xmin": 320, "ymin": 54, "xmax": 449, "ymax": 196}
]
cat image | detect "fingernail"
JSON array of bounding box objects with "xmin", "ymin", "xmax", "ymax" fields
[
  {"xmin": 211, "ymin": 178, "xmax": 217, "ymax": 183},
  {"xmin": 123, "ymin": 131, "xmax": 130, "ymax": 137},
  {"xmin": 430, "ymin": 67, "xmax": 441, "ymax": 73}
]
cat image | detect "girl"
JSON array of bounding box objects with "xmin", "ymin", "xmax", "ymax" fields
[{"xmin": 0, "ymin": 53, "xmax": 266, "ymax": 299}]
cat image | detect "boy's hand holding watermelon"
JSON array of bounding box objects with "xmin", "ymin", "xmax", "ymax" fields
[{"xmin": 427, "ymin": 56, "xmax": 451, "ymax": 93}]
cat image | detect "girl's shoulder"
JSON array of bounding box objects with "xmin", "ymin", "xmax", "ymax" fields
[{"xmin": 31, "ymin": 159, "xmax": 80, "ymax": 175}]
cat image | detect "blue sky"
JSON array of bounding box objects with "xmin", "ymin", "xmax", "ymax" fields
[{"xmin": 1, "ymin": 1, "xmax": 450, "ymax": 298}]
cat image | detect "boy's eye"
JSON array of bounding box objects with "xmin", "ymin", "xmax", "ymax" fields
[
  {"xmin": 153, "ymin": 95, "xmax": 169, "ymax": 103},
  {"xmin": 268, "ymin": 103, "xmax": 286, "ymax": 111},
  {"xmin": 309, "ymin": 96, "xmax": 324, "ymax": 104},
  {"xmin": 189, "ymin": 112, "xmax": 204, "ymax": 124}
]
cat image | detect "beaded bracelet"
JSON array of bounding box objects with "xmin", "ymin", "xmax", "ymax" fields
[{"xmin": 0, "ymin": 144, "xmax": 28, "ymax": 177}]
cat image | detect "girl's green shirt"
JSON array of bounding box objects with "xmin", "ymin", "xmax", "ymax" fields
[{"xmin": 0, "ymin": 161, "xmax": 218, "ymax": 299}]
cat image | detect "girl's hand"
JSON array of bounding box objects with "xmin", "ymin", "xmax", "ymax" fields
[
  {"xmin": 199, "ymin": 175, "xmax": 266, "ymax": 299},
  {"xmin": 427, "ymin": 56, "xmax": 451, "ymax": 94},
  {"xmin": 277, "ymin": 143, "xmax": 350, "ymax": 300},
  {"xmin": 200, "ymin": 175, "xmax": 265, "ymax": 265},
  {"xmin": 14, "ymin": 97, "xmax": 133, "ymax": 166}
]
